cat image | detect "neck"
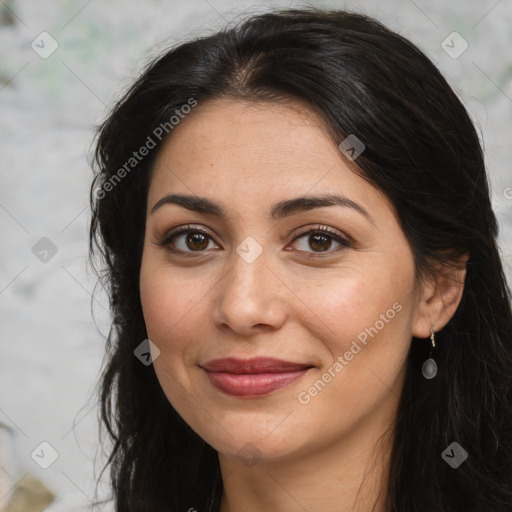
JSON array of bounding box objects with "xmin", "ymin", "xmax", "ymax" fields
[{"xmin": 218, "ymin": 406, "xmax": 396, "ymax": 512}]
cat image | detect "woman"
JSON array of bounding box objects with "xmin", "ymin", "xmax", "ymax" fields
[{"xmin": 89, "ymin": 7, "xmax": 512, "ymax": 512}]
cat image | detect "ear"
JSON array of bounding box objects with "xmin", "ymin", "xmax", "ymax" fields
[{"xmin": 411, "ymin": 253, "xmax": 469, "ymax": 338}]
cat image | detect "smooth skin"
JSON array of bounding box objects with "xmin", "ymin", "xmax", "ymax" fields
[{"xmin": 139, "ymin": 98, "xmax": 467, "ymax": 512}]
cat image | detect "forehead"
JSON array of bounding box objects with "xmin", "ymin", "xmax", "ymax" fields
[
  {"xmin": 152, "ymin": 98, "xmax": 334, "ymax": 170},
  {"xmin": 147, "ymin": 98, "xmax": 392, "ymax": 219}
]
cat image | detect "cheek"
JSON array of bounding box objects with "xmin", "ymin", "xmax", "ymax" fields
[
  {"xmin": 139, "ymin": 265, "xmax": 208, "ymax": 412},
  {"xmin": 139, "ymin": 263, "xmax": 207, "ymax": 358},
  {"xmin": 291, "ymin": 275, "xmax": 411, "ymax": 437},
  {"xmin": 292, "ymin": 255, "xmax": 415, "ymax": 404},
  {"xmin": 293, "ymin": 263, "xmax": 410, "ymax": 349}
]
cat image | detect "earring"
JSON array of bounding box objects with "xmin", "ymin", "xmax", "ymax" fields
[{"xmin": 421, "ymin": 323, "xmax": 437, "ymax": 379}]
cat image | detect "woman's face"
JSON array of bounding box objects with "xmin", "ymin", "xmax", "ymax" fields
[{"xmin": 140, "ymin": 98, "xmax": 424, "ymax": 465}]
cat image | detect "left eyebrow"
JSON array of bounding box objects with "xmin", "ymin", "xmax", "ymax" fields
[
  {"xmin": 270, "ymin": 194, "xmax": 374, "ymax": 225},
  {"xmin": 150, "ymin": 193, "xmax": 374, "ymax": 225}
]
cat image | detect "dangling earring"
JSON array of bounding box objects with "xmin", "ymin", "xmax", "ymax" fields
[{"xmin": 422, "ymin": 323, "xmax": 437, "ymax": 379}]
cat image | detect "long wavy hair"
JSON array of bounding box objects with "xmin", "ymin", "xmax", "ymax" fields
[{"xmin": 88, "ymin": 7, "xmax": 512, "ymax": 511}]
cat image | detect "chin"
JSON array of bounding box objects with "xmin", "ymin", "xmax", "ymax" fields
[{"xmin": 199, "ymin": 415, "xmax": 311, "ymax": 462}]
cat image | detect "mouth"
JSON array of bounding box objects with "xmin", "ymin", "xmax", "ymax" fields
[{"xmin": 200, "ymin": 357, "xmax": 315, "ymax": 398}]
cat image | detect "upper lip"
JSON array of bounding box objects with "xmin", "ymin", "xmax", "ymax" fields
[{"xmin": 200, "ymin": 357, "xmax": 313, "ymax": 374}]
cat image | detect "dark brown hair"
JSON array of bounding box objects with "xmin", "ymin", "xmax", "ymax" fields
[{"xmin": 89, "ymin": 7, "xmax": 512, "ymax": 511}]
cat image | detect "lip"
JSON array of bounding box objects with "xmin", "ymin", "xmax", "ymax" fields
[{"xmin": 200, "ymin": 357, "xmax": 314, "ymax": 397}]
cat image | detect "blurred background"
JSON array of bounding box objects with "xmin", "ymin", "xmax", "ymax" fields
[{"xmin": 0, "ymin": 0, "xmax": 511, "ymax": 510}]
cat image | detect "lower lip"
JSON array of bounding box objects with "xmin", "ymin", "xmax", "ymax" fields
[{"xmin": 204, "ymin": 369, "xmax": 311, "ymax": 397}]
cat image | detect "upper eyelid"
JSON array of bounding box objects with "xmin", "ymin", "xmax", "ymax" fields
[
  {"xmin": 160, "ymin": 224, "xmax": 216, "ymax": 243},
  {"xmin": 292, "ymin": 224, "xmax": 349, "ymax": 242}
]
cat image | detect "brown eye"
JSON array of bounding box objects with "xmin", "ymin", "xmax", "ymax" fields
[
  {"xmin": 308, "ymin": 233, "xmax": 332, "ymax": 252},
  {"xmin": 185, "ymin": 232, "xmax": 209, "ymax": 251},
  {"xmin": 158, "ymin": 226, "xmax": 219, "ymax": 253},
  {"xmin": 290, "ymin": 226, "xmax": 350, "ymax": 254}
]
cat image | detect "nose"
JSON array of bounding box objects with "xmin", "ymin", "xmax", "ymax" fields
[{"xmin": 212, "ymin": 244, "xmax": 288, "ymax": 336}]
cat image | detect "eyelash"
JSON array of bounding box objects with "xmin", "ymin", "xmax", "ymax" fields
[{"xmin": 156, "ymin": 224, "xmax": 352, "ymax": 257}]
